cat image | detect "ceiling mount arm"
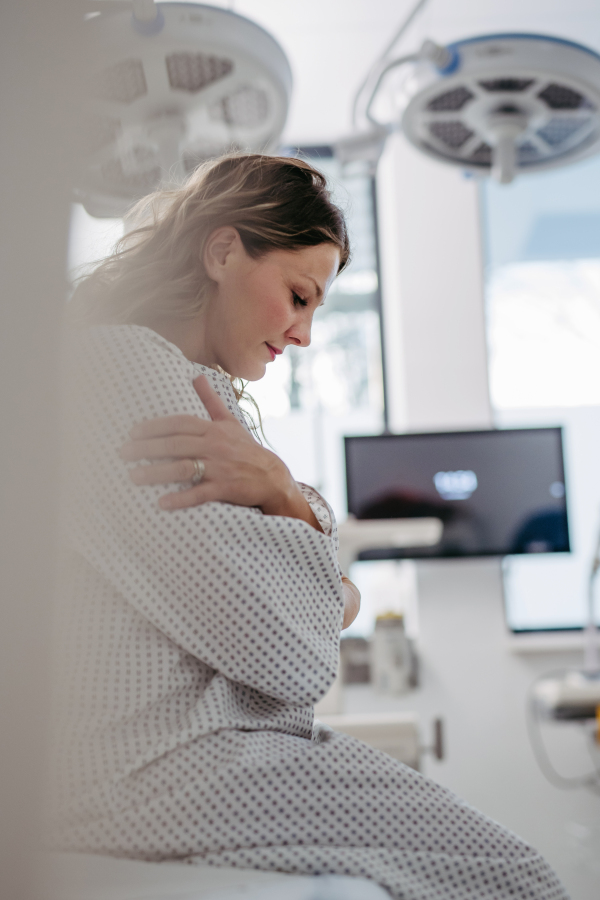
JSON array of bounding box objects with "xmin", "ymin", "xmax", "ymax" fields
[{"xmin": 352, "ymin": 0, "xmax": 431, "ymax": 130}]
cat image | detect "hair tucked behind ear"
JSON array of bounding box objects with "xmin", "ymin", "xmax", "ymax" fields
[{"xmin": 69, "ymin": 153, "xmax": 350, "ymax": 328}]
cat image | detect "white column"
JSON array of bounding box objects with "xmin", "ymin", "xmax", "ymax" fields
[{"xmin": 377, "ymin": 131, "xmax": 492, "ymax": 433}]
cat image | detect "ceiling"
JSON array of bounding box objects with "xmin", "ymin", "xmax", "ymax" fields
[
  {"xmin": 92, "ymin": 1, "xmax": 600, "ymax": 145},
  {"xmin": 172, "ymin": 0, "xmax": 600, "ymax": 144}
]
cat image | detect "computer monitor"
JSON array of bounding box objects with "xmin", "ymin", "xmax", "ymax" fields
[{"xmin": 344, "ymin": 427, "xmax": 570, "ymax": 559}]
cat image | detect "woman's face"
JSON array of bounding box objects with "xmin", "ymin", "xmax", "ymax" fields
[{"xmin": 200, "ymin": 228, "xmax": 340, "ymax": 380}]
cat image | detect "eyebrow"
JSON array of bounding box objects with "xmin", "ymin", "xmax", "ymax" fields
[{"xmin": 303, "ymin": 275, "xmax": 324, "ymax": 302}]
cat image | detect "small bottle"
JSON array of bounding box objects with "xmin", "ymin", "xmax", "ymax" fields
[{"xmin": 371, "ymin": 612, "xmax": 411, "ymax": 695}]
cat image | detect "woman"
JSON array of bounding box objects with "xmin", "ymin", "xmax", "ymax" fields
[{"xmin": 53, "ymin": 154, "xmax": 569, "ymax": 900}]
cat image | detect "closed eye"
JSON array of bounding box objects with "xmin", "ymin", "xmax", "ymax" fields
[{"xmin": 292, "ymin": 291, "xmax": 308, "ymax": 307}]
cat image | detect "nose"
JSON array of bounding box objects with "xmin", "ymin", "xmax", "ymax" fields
[{"xmin": 285, "ymin": 312, "xmax": 312, "ymax": 348}]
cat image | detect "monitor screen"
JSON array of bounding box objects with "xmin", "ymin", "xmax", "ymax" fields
[{"xmin": 344, "ymin": 428, "xmax": 570, "ymax": 559}]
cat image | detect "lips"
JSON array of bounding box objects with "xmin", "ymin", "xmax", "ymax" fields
[{"xmin": 266, "ymin": 343, "xmax": 282, "ymax": 361}]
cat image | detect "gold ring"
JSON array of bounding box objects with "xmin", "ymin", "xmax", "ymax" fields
[{"xmin": 191, "ymin": 458, "xmax": 205, "ymax": 485}]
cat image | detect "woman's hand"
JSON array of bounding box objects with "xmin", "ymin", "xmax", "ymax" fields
[
  {"xmin": 120, "ymin": 375, "xmax": 323, "ymax": 532},
  {"xmin": 121, "ymin": 374, "xmax": 359, "ymax": 623},
  {"xmin": 341, "ymin": 575, "xmax": 361, "ymax": 630}
]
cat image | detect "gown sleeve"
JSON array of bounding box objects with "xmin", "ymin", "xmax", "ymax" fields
[
  {"xmin": 64, "ymin": 325, "xmax": 344, "ymax": 707},
  {"xmin": 297, "ymin": 483, "xmax": 340, "ymax": 558}
]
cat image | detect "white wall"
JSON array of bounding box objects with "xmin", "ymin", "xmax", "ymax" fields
[{"xmin": 372, "ymin": 133, "xmax": 600, "ymax": 900}]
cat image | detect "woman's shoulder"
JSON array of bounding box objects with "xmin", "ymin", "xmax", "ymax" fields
[
  {"xmin": 78, "ymin": 326, "xmax": 225, "ymax": 385},
  {"xmin": 77, "ymin": 324, "xmax": 190, "ymax": 365},
  {"xmin": 69, "ymin": 324, "xmax": 193, "ymax": 397},
  {"xmin": 71, "ymin": 324, "xmax": 243, "ymax": 422},
  {"xmin": 65, "ymin": 324, "xmax": 204, "ymax": 429},
  {"xmin": 74, "ymin": 324, "xmax": 213, "ymax": 386}
]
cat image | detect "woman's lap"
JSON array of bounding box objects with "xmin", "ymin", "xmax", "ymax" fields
[{"xmin": 59, "ymin": 728, "xmax": 568, "ymax": 900}]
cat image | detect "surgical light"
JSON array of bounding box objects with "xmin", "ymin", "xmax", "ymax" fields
[
  {"xmin": 77, "ymin": 1, "xmax": 292, "ymax": 216},
  {"xmin": 349, "ymin": 1, "xmax": 600, "ymax": 183}
]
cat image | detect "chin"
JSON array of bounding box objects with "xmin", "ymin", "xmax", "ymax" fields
[
  {"xmin": 244, "ymin": 366, "xmax": 267, "ymax": 382},
  {"xmin": 230, "ymin": 360, "xmax": 267, "ymax": 382}
]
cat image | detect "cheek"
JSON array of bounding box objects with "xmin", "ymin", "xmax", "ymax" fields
[{"xmin": 253, "ymin": 292, "xmax": 291, "ymax": 333}]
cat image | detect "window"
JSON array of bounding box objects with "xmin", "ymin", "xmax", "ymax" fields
[
  {"xmin": 484, "ymin": 156, "xmax": 600, "ymax": 411},
  {"xmin": 69, "ymin": 203, "xmax": 123, "ymax": 280},
  {"xmin": 482, "ymin": 154, "xmax": 600, "ymax": 630}
]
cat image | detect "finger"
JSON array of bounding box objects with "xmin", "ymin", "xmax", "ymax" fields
[
  {"xmin": 120, "ymin": 434, "xmax": 207, "ymax": 461},
  {"xmin": 193, "ymin": 375, "xmax": 237, "ymax": 422},
  {"xmin": 129, "ymin": 458, "xmax": 199, "ymax": 486},
  {"xmin": 129, "ymin": 414, "xmax": 209, "ymax": 440},
  {"xmin": 158, "ymin": 483, "xmax": 221, "ymax": 511}
]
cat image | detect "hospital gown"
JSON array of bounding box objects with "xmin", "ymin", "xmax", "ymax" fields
[{"xmin": 49, "ymin": 324, "xmax": 570, "ymax": 900}]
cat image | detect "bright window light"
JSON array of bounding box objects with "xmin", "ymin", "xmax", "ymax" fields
[{"xmin": 483, "ymin": 154, "xmax": 600, "ymax": 630}]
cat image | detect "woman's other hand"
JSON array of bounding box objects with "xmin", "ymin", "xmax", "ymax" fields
[
  {"xmin": 341, "ymin": 575, "xmax": 361, "ymax": 629},
  {"xmin": 120, "ymin": 375, "xmax": 323, "ymax": 532}
]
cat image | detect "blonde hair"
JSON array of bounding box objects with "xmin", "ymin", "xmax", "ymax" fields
[{"xmin": 70, "ymin": 153, "xmax": 350, "ymax": 327}]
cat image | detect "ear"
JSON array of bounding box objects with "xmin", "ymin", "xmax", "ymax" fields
[{"xmin": 203, "ymin": 226, "xmax": 241, "ymax": 283}]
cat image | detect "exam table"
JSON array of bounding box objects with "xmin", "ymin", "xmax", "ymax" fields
[{"xmin": 46, "ymin": 851, "xmax": 390, "ymax": 899}]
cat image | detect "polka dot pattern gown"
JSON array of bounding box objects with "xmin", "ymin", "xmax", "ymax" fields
[{"xmin": 50, "ymin": 325, "xmax": 570, "ymax": 900}]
